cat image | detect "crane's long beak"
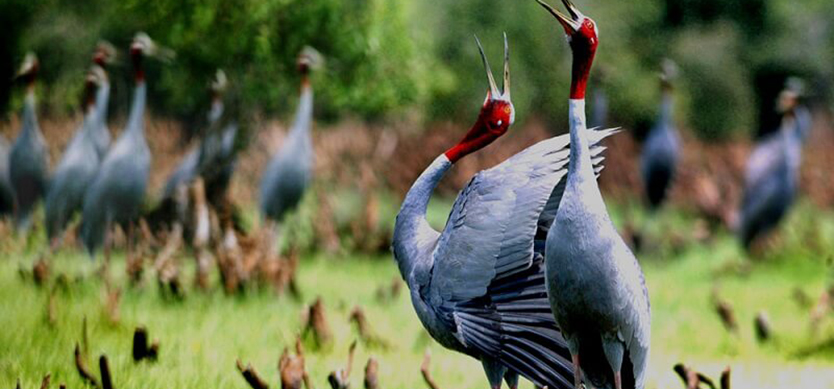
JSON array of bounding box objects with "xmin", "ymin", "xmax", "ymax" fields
[
  {"xmin": 475, "ymin": 35, "xmax": 510, "ymax": 101},
  {"xmin": 149, "ymin": 42, "xmax": 176, "ymax": 63},
  {"xmin": 535, "ymin": 0, "xmax": 582, "ymax": 33},
  {"xmin": 475, "ymin": 35, "xmax": 500, "ymax": 100},
  {"xmin": 14, "ymin": 53, "xmax": 38, "ymax": 80},
  {"xmin": 502, "ymin": 32, "xmax": 510, "ymax": 100}
]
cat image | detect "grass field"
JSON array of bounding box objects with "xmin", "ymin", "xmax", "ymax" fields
[{"xmin": 2, "ymin": 200, "xmax": 834, "ymax": 389}]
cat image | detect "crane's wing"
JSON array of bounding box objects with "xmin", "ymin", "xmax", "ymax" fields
[
  {"xmin": 425, "ymin": 128, "xmax": 619, "ymax": 388},
  {"xmin": 429, "ymin": 127, "xmax": 618, "ymax": 305},
  {"xmin": 745, "ymin": 132, "xmax": 783, "ymax": 188}
]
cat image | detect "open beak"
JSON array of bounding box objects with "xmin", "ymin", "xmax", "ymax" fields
[
  {"xmin": 535, "ymin": 0, "xmax": 582, "ymax": 33},
  {"xmin": 474, "ymin": 34, "xmax": 511, "ymax": 101}
]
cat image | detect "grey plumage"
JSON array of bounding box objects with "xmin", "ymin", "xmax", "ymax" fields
[
  {"xmin": 45, "ymin": 66, "xmax": 110, "ymax": 242},
  {"xmin": 394, "ymin": 128, "xmax": 615, "ymax": 389},
  {"xmin": 0, "ymin": 134, "xmax": 13, "ymax": 216},
  {"xmin": 259, "ymin": 81, "xmax": 313, "ymax": 222},
  {"xmin": 641, "ymin": 81, "xmax": 679, "ymax": 209},
  {"xmin": 81, "ymin": 79, "xmax": 150, "ymax": 255},
  {"xmin": 163, "ymin": 97, "xmax": 237, "ymax": 203},
  {"xmin": 546, "ymin": 102, "xmax": 650, "ymax": 389},
  {"xmin": 738, "ymin": 108, "xmax": 806, "ymax": 250},
  {"xmin": 534, "ymin": 2, "xmax": 651, "ymax": 388},
  {"xmin": 10, "ymin": 77, "xmax": 49, "ymax": 231}
]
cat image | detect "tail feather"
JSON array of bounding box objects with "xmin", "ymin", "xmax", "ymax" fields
[{"xmin": 455, "ymin": 256, "xmax": 574, "ymax": 389}]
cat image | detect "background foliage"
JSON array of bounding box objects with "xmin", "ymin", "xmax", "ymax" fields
[{"xmin": 2, "ymin": 0, "xmax": 833, "ymax": 140}]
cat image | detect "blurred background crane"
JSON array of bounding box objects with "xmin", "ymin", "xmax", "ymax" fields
[
  {"xmin": 9, "ymin": 53, "xmax": 48, "ymax": 233},
  {"xmin": 641, "ymin": 59, "xmax": 680, "ymax": 210},
  {"xmin": 259, "ymin": 49, "xmax": 319, "ymax": 252},
  {"xmin": 81, "ymin": 33, "xmax": 171, "ymax": 262},
  {"xmin": 738, "ymin": 84, "xmax": 810, "ymax": 252},
  {"xmin": 44, "ymin": 65, "xmax": 108, "ymax": 250}
]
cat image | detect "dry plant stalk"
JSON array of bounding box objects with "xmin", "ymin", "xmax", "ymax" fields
[
  {"xmin": 349, "ymin": 306, "xmax": 390, "ymax": 349},
  {"xmin": 154, "ymin": 222, "xmax": 184, "ymax": 299},
  {"xmin": 132, "ymin": 326, "xmax": 160, "ymax": 362},
  {"xmin": 39, "ymin": 374, "xmax": 51, "ymax": 389},
  {"xmin": 302, "ymin": 297, "xmax": 332, "ymax": 348},
  {"xmin": 74, "ymin": 343, "xmax": 99, "ymax": 388},
  {"xmin": 327, "ymin": 340, "xmax": 357, "ymax": 389},
  {"xmin": 711, "ymin": 288, "xmax": 738, "ymax": 333},
  {"xmin": 420, "ymin": 350, "xmax": 441, "ymax": 389},
  {"xmin": 216, "ymin": 218, "xmax": 245, "ymax": 294},
  {"xmin": 363, "ymin": 358, "xmax": 378, "ymax": 389},
  {"xmin": 191, "ymin": 178, "xmax": 214, "ymax": 290},
  {"xmin": 104, "ymin": 283, "xmax": 121, "ymax": 324},
  {"xmin": 313, "ymin": 187, "xmax": 341, "ymax": 254},
  {"xmin": 279, "ymin": 338, "xmax": 311, "ymax": 389},
  {"xmin": 375, "ymin": 277, "xmax": 402, "ymax": 303},
  {"xmin": 754, "ymin": 311, "xmax": 771, "ymax": 342},
  {"xmin": 236, "ymin": 359, "xmax": 270, "ymax": 389},
  {"xmin": 33, "ymin": 256, "xmax": 50, "ymax": 286},
  {"xmin": 99, "ymin": 355, "xmax": 114, "ymax": 389}
]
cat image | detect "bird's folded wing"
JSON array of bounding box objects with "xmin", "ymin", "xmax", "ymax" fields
[{"xmin": 428, "ymin": 127, "xmax": 619, "ymax": 307}]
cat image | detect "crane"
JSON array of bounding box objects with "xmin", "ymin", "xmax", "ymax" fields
[
  {"xmin": 259, "ymin": 48, "xmax": 318, "ymax": 251},
  {"xmin": 641, "ymin": 59, "xmax": 680, "ymax": 209},
  {"xmin": 0, "ymin": 134, "xmax": 12, "ymax": 217},
  {"xmin": 9, "ymin": 53, "xmax": 49, "ymax": 232},
  {"xmin": 163, "ymin": 69, "xmax": 237, "ymax": 205},
  {"xmin": 45, "ymin": 65, "xmax": 108, "ymax": 249},
  {"xmin": 535, "ymin": 1, "xmax": 651, "ymax": 388},
  {"xmin": 393, "ymin": 34, "xmax": 617, "ymax": 389},
  {"xmin": 81, "ymin": 33, "xmax": 172, "ymax": 263},
  {"xmin": 738, "ymin": 87, "xmax": 808, "ymax": 251}
]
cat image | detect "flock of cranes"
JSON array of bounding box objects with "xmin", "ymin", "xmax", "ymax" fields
[
  {"xmin": 0, "ymin": 0, "xmax": 816, "ymax": 388},
  {"xmin": 0, "ymin": 33, "xmax": 316, "ymax": 265}
]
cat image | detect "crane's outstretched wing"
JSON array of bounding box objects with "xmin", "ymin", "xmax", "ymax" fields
[{"xmin": 427, "ymin": 128, "xmax": 619, "ymax": 387}]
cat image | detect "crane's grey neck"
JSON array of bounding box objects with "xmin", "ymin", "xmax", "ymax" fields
[
  {"xmin": 208, "ymin": 98, "xmax": 224, "ymax": 124},
  {"xmin": 23, "ymin": 90, "xmax": 39, "ymax": 133},
  {"xmin": 394, "ymin": 155, "xmax": 451, "ymax": 279},
  {"xmin": 127, "ymin": 81, "xmax": 147, "ymax": 136},
  {"xmin": 95, "ymin": 80, "xmax": 110, "ymax": 125},
  {"xmin": 401, "ymin": 155, "xmax": 451, "ymax": 219},
  {"xmin": 289, "ymin": 84, "xmax": 313, "ymax": 138},
  {"xmin": 567, "ymin": 99, "xmax": 596, "ymax": 185},
  {"xmin": 660, "ymin": 91, "xmax": 674, "ymax": 126}
]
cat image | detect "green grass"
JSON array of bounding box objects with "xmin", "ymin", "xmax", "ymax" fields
[{"xmin": 2, "ymin": 200, "xmax": 834, "ymax": 389}]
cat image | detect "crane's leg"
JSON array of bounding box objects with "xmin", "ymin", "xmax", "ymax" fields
[
  {"xmin": 503, "ymin": 369, "xmax": 519, "ymax": 389},
  {"xmin": 481, "ymin": 357, "xmax": 506, "ymax": 389},
  {"xmin": 601, "ymin": 336, "xmax": 624, "ymax": 389},
  {"xmin": 571, "ymin": 354, "xmax": 582, "ymax": 389}
]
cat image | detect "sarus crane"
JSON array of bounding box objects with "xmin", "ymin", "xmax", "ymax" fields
[
  {"xmin": 81, "ymin": 33, "xmax": 172, "ymax": 261},
  {"xmin": 45, "ymin": 65, "xmax": 109, "ymax": 249},
  {"xmin": 738, "ymin": 87, "xmax": 809, "ymax": 251},
  {"xmin": 641, "ymin": 59, "xmax": 680, "ymax": 209},
  {"xmin": 535, "ymin": 1, "xmax": 651, "ymax": 388},
  {"xmin": 0, "ymin": 134, "xmax": 12, "ymax": 217},
  {"xmin": 163, "ymin": 69, "xmax": 237, "ymax": 206},
  {"xmin": 392, "ymin": 34, "xmax": 617, "ymax": 389},
  {"xmin": 259, "ymin": 49, "xmax": 319, "ymax": 250},
  {"xmin": 9, "ymin": 53, "xmax": 49, "ymax": 232}
]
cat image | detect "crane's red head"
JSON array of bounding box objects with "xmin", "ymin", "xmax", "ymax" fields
[
  {"xmin": 536, "ymin": 0, "xmax": 598, "ymax": 99},
  {"xmin": 93, "ymin": 41, "xmax": 117, "ymax": 68},
  {"xmin": 15, "ymin": 52, "xmax": 39, "ymax": 89},
  {"xmin": 130, "ymin": 32, "xmax": 174, "ymax": 82},
  {"xmin": 445, "ymin": 34, "xmax": 514, "ymax": 164}
]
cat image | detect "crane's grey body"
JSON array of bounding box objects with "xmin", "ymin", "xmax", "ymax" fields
[
  {"xmin": 163, "ymin": 99, "xmax": 237, "ymax": 202},
  {"xmin": 9, "ymin": 92, "xmax": 49, "ymax": 230},
  {"xmin": 546, "ymin": 100, "xmax": 650, "ymax": 389},
  {"xmin": 641, "ymin": 93, "xmax": 679, "ymax": 208},
  {"xmin": 260, "ymin": 85, "xmax": 313, "ymax": 221},
  {"xmin": 0, "ymin": 135, "xmax": 13, "ymax": 215},
  {"xmin": 45, "ymin": 106, "xmax": 103, "ymax": 241},
  {"xmin": 394, "ymin": 126, "xmax": 616, "ymax": 388},
  {"xmin": 738, "ymin": 110, "xmax": 805, "ymax": 249},
  {"xmin": 81, "ymin": 82, "xmax": 150, "ymax": 255}
]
